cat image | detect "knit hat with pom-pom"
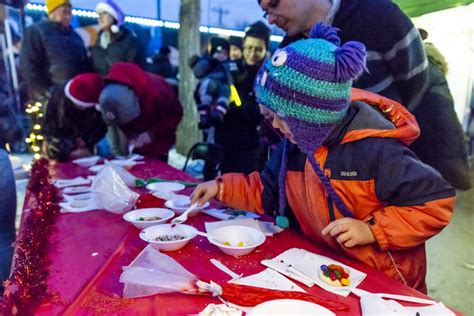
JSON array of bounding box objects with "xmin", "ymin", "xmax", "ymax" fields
[{"xmin": 254, "ymin": 22, "xmax": 367, "ymax": 227}]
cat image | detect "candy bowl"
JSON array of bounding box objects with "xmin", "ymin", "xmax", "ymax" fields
[
  {"xmin": 207, "ymin": 226, "xmax": 266, "ymax": 257},
  {"xmin": 164, "ymin": 195, "xmax": 209, "ymax": 216},
  {"xmin": 139, "ymin": 224, "xmax": 197, "ymax": 252},
  {"xmin": 123, "ymin": 208, "xmax": 175, "ymax": 229}
]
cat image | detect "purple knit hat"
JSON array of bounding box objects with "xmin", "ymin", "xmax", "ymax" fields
[
  {"xmin": 255, "ymin": 23, "xmax": 367, "ymax": 227},
  {"xmin": 96, "ymin": 0, "xmax": 125, "ymax": 32}
]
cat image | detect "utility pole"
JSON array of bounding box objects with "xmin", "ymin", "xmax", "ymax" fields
[
  {"xmin": 156, "ymin": 0, "xmax": 161, "ymax": 20},
  {"xmin": 212, "ymin": 5, "xmax": 229, "ymax": 27}
]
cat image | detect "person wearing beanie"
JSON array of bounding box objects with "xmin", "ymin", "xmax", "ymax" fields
[
  {"xmin": 97, "ymin": 62, "xmax": 183, "ymax": 161},
  {"xmin": 20, "ymin": 0, "xmax": 88, "ymax": 101},
  {"xmin": 213, "ymin": 21, "xmax": 271, "ymax": 174},
  {"xmin": 191, "ymin": 23, "xmax": 455, "ymax": 293},
  {"xmin": 208, "ymin": 37, "xmax": 230, "ymax": 62},
  {"xmin": 228, "ymin": 36, "xmax": 243, "ymax": 60},
  {"xmin": 43, "ymin": 73, "xmax": 107, "ymax": 161},
  {"xmin": 91, "ymin": 0, "xmax": 145, "ymax": 156}
]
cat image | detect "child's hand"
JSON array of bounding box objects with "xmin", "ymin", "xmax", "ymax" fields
[
  {"xmin": 190, "ymin": 180, "xmax": 218, "ymax": 206},
  {"xmin": 321, "ymin": 218, "xmax": 376, "ymax": 248}
]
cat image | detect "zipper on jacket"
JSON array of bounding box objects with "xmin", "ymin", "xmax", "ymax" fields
[{"xmin": 327, "ymin": 196, "xmax": 336, "ymax": 222}]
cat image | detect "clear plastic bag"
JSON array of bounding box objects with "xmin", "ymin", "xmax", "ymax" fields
[
  {"xmin": 119, "ymin": 245, "xmax": 199, "ymax": 298},
  {"xmin": 105, "ymin": 160, "xmax": 138, "ymax": 187},
  {"xmin": 91, "ymin": 165, "xmax": 139, "ymax": 214}
]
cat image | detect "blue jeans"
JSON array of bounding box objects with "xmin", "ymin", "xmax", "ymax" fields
[{"xmin": 0, "ymin": 149, "xmax": 16, "ymax": 290}]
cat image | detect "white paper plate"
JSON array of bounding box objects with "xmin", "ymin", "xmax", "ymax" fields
[
  {"xmin": 63, "ymin": 186, "xmax": 91, "ymax": 194},
  {"xmin": 72, "ymin": 156, "xmax": 101, "ymax": 167},
  {"xmin": 248, "ymin": 299, "xmax": 334, "ymax": 316},
  {"xmin": 146, "ymin": 182, "xmax": 185, "ymax": 193}
]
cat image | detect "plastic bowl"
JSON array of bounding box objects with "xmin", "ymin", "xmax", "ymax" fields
[
  {"xmin": 139, "ymin": 224, "xmax": 197, "ymax": 251},
  {"xmin": 164, "ymin": 195, "xmax": 209, "ymax": 216},
  {"xmin": 73, "ymin": 156, "xmax": 101, "ymax": 168},
  {"xmin": 123, "ymin": 208, "xmax": 175, "ymax": 229},
  {"xmin": 208, "ymin": 226, "xmax": 266, "ymax": 257}
]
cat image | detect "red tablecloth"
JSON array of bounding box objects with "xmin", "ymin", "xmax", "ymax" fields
[{"xmin": 17, "ymin": 158, "xmax": 459, "ymax": 315}]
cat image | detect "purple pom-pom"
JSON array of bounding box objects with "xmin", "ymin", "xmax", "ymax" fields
[
  {"xmin": 334, "ymin": 41, "xmax": 367, "ymax": 82},
  {"xmin": 309, "ymin": 22, "xmax": 341, "ymax": 46}
]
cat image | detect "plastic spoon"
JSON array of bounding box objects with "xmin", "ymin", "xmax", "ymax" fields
[
  {"xmin": 196, "ymin": 231, "xmax": 229, "ymax": 245},
  {"xmin": 171, "ymin": 202, "xmax": 198, "ymax": 225}
]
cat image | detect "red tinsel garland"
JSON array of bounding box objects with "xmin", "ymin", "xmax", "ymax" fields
[{"xmin": 0, "ymin": 158, "xmax": 60, "ymax": 315}]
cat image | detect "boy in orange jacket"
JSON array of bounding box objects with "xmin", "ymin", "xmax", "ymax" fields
[{"xmin": 191, "ymin": 23, "xmax": 455, "ymax": 293}]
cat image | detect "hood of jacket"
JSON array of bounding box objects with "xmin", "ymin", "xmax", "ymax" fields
[{"xmin": 105, "ymin": 62, "xmax": 149, "ymax": 102}]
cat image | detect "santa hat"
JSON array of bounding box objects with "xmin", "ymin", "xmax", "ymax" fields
[
  {"xmin": 64, "ymin": 73, "xmax": 104, "ymax": 109},
  {"xmin": 96, "ymin": 0, "xmax": 125, "ymax": 33}
]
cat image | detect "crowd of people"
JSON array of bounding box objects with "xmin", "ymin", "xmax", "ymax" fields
[{"xmin": 0, "ymin": 0, "xmax": 471, "ymax": 297}]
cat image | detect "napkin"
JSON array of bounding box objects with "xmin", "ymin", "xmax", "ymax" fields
[
  {"xmin": 59, "ymin": 199, "xmax": 101, "ymax": 213},
  {"xmin": 230, "ymin": 268, "xmax": 305, "ymax": 293},
  {"xmin": 205, "ymin": 218, "xmax": 283, "ymax": 237},
  {"xmin": 202, "ymin": 208, "xmax": 260, "ymax": 221},
  {"xmin": 354, "ymin": 289, "xmax": 455, "ymax": 316},
  {"xmin": 261, "ymin": 248, "xmax": 366, "ymax": 296},
  {"xmin": 54, "ymin": 177, "xmax": 90, "ymax": 188},
  {"xmin": 199, "ymin": 304, "xmax": 242, "ymax": 316}
]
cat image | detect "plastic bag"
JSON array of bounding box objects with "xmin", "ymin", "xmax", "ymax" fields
[
  {"xmin": 91, "ymin": 165, "xmax": 139, "ymax": 214},
  {"xmin": 120, "ymin": 245, "xmax": 199, "ymax": 298},
  {"xmin": 104, "ymin": 160, "xmax": 138, "ymax": 187}
]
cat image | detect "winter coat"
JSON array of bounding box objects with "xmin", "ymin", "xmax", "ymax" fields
[
  {"xmin": 105, "ymin": 62, "xmax": 183, "ymax": 158},
  {"xmin": 20, "ymin": 20, "xmax": 88, "ymax": 100},
  {"xmin": 280, "ymin": 0, "xmax": 428, "ymax": 111},
  {"xmin": 217, "ymin": 89, "xmax": 455, "ymax": 293},
  {"xmin": 43, "ymin": 85, "xmax": 107, "ymax": 161},
  {"xmin": 215, "ymin": 61, "xmax": 263, "ymax": 150},
  {"xmin": 91, "ymin": 27, "xmax": 144, "ymax": 76}
]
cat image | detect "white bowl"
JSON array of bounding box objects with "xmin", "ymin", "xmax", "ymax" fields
[
  {"xmin": 123, "ymin": 208, "xmax": 175, "ymax": 229},
  {"xmin": 146, "ymin": 182, "xmax": 185, "ymax": 193},
  {"xmin": 164, "ymin": 195, "xmax": 209, "ymax": 216},
  {"xmin": 208, "ymin": 226, "xmax": 266, "ymax": 257},
  {"xmin": 248, "ymin": 299, "xmax": 334, "ymax": 316},
  {"xmin": 139, "ymin": 224, "xmax": 198, "ymax": 252},
  {"xmin": 109, "ymin": 159, "xmax": 138, "ymax": 169},
  {"xmin": 88, "ymin": 165, "xmax": 106, "ymax": 174},
  {"xmin": 73, "ymin": 156, "xmax": 101, "ymax": 167}
]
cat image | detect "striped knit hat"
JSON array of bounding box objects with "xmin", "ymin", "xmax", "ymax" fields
[{"xmin": 255, "ymin": 23, "xmax": 367, "ymax": 227}]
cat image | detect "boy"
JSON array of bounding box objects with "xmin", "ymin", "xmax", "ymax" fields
[{"xmin": 191, "ymin": 23, "xmax": 455, "ymax": 293}]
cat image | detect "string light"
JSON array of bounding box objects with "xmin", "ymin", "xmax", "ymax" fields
[
  {"xmin": 25, "ymin": 101, "xmax": 45, "ymax": 160},
  {"xmin": 25, "ymin": 3, "xmax": 283, "ymax": 42}
]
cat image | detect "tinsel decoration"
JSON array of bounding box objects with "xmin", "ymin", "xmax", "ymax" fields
[{"xmin": 0, "ymin": 158, "xmax": 60, "ymax": 315}]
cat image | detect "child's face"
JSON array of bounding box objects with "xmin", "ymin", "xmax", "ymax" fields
[{"xmin": 260, "ymin": 105, "xmax": 296, "ymax": 144}]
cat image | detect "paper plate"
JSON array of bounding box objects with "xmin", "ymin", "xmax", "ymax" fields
[
  {"xmin": 248, "ymin": 299, "xmax": 335, "ymax": 316},
  {"xmin": 72, "ymin": 156, "xmax": 101, "ymax": 167},
  {"xmin": 63, "ymin": 186, "xmax": 91, "ymax": 194},
  {"xmin": 146, "ymin": 182, "xmax": 185, "ymax": 193}
]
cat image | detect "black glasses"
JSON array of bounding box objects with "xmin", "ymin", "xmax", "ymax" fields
[
  {"xmin": 262, "ymin": 0, "xmax": 280, "ymax": 19},
  {"xmin": 243, "ymin": 46, "xmax": 265, "ymax": 54}
]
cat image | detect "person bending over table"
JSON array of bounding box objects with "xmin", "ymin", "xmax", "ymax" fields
[
  {"xmin": 97, "ymin": 62, "xmax": 183, "ymax": 162},
  {"xmin": 191, "ymin": 23, "xmax": 455, "ymax": 294}
]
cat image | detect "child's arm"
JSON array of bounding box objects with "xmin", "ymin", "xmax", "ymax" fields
[
  {"xmin": 370, "ymin": 139, "xmax": 455, "ymax": 251},
  {"xmin": 191, "ymin": 141, "xmax": 285, "ymax": 214}
]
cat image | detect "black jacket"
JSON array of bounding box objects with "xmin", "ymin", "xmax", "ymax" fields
[
  {"xmin": 215, "ymin": 61, "xmax": 263, "ymax": 150},
  {"xmin": 20, "ymin": 20, "xmax": 88, "ymax": 100},
  {"xmin": 43, "ymin": 86, "xmax": 107, "ymax": 161},
  {"xmin": 91, "ymin": 27, "xmax": 144, "ymax": 76}
]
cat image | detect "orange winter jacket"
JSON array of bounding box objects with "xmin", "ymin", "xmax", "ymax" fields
[{"xmin": 218, "ymin": 89, "xmax": 455, "ymax": 293}]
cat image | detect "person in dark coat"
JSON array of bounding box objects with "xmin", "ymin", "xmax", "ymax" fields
[
  {"xmin": 97, "ymin": 62, "xmax": 183, "ymax": 162},
  {"xmin": 43, "ymin": 73, "xmax": 107, "ymax": 161},
  {"xmin": 91, "ymin": 0, "xmax": 144, "ymax": 76},
  {"xmin": 410, "ymin": 31, "xmax": 471, "ymax": 190},
  {"xmin": 228, "ymin": 36, "xmax": 243, "ymax": 60},
  {"xmin": 92, "ymin": 0, "xmax": 145, "ymax": 156},
  {"xmin": 20, "ymin": 0, "xmax": 88, "ymax": 101},
  {"xmin": 215, "ymin": 21, "xmax": 271, "ymax": 174},
  {"xmin": 146, "ymin": 45, "xmax": 179, "ymax": 91}
]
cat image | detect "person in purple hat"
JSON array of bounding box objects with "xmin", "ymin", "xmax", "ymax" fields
[
  {"xmin": 92, "ymin": 0, "xmax": 145, "ymax": 156},
  {"xmin": 191, "ymin": 23, "xmax": 454, "ymax": 293}
]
